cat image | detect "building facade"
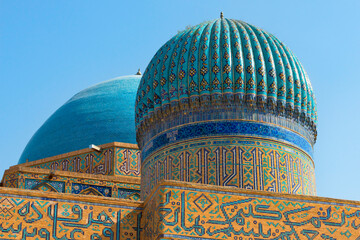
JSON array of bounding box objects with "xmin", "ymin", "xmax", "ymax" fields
[{"xmin": 1, "ymin": 16, "xmax": 359, "ymax": 240}]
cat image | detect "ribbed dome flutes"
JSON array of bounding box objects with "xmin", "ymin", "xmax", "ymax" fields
[{"xmin": 135, "ymin": 18, "xmax": 317, "ymax": 147}]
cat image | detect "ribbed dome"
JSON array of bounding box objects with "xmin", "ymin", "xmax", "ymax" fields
[
  {"xmin": 135, "ymin": 18, "xmax": 317, "ymax": 145},
  {"xmin": 19, "ymin": 75, "xmax": 141, "ymax": 164}
]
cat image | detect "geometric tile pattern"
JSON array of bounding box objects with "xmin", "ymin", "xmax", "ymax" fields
[
  {"xmin": 118, "ymin": 189, "xmax": 141, "ymax": 201},
  {"xmin": 3, "ymin": 172, "xmax": 140, "ymax": 200},
  {"xmin": 25, "ymin": 179, "xmax": 66, "ymax": 193},
  {"xmin": 0, "ymin": 191, "xmax": 142, "ymax": 240},
  {"xmin": 141, "ymin": 181, "xmax": 360, "ymax": 240},
  {"xmin": 141, "ymin": 137, "xmax": 315, "ymax": 200},
  {"xmin": 141, "ymin": 120, "xmax": 314, "ymax": 159},
  {"xmin": 0, "ymin": 198, "xmax": 15, "ymax": 220},
  {"xmin": 71, "ymin": 183, "xmax": 112, "ymax": 197},
  {"xmin": 3, "ymin": 173, "xmax": 19, "ymax": 188}
]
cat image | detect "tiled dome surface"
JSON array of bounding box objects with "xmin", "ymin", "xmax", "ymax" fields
[
  {"xmin": 19, "ymin": 75, "xmax": 141, "ymax": 164},
  {"xmin": 135, "ymin": 18, "xmax": 317, "ymax": 141}
]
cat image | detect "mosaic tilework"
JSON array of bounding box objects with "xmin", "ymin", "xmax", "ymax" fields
[
  {"xmin": 25, "ymin": 145, "xmax": 141, "ymax": 179},
  {"xmin": 30, "ymin": 148, "xmax": 115, "ymax": 175},
  {"xmin": 116, "ymin": 148, "xmax": 141, "ymax": 177},
  {"xmin": 0, "ymin": 188, "xmax": 142, "ymax": 240},
  {"xmin": 3, "ymin": 173, "xmax": 19, "ymax": 188},
  {"xmin": 118, "ymin": 189, "xmax": 141, "ymax": 201},
  {"xmin": 142, "ymin": 120, "xmax": 314, "ymax": 160},
  {"xmin": 141, "ymin": 136, "xmax": 315, "ymax": 200},
  {"xmin": 138, "ymin": 109, "xmax": 315, "ymax": 150},
  {"xmin": 25, "ymin": 179, "xmax": 66, "ymax": 193},
  {"xmin": 71, "ymin": 183, "xmax": 112, "ymax": 197},
  {"xmin": 3, "ymin": 171, "xmax": 140, "ymax": 200},
  {"xmin": 135, "ymin": 18, "xmax": 317, "ymax": 141},
  {"xmin": 141, "ymin": 181, "xmax": 360, "ymax": 240}
]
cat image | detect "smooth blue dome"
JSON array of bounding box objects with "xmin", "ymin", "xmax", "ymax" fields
[{"xmin": 19, "ymin": 75, "xmax": 141, "ymax": 164}]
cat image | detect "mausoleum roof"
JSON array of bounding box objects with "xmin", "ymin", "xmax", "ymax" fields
[
  {"xmin": 18, "ymin": 75, "xmax": 141, "ymax": 164},
  {"xmin": 135, "ymin": 17, "xmax": 317, "ymax": 141}
]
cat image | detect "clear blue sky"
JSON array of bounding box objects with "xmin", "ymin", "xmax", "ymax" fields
[{"xmin": 1, "ymin": 0, "xmax": 359, "ymax": 200}]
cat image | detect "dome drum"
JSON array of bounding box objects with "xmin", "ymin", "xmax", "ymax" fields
[
  {"xmin": 139, "ymin": 119, "xmax": 316, "ymax": 200},
  {"xmin": 136, "ymin": 100, "xmax": 316, "ymax": 149},
  {"xmin": 137, "ymin": 89, "xmax": 316, "ymax": 132}
]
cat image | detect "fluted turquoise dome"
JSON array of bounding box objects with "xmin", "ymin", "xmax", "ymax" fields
[
  {"xmin": 19, "ymin": 75, "xmax": 141, "ymax": 164},
  {"xmin": 135, "ymin": 18, "xmax": 317, "ymax": 147},
  {"xmin": 136, "ymin": 18, "xmax": 318, "ymax": 198}
]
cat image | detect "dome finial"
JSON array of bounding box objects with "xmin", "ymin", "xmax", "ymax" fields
[
  {"xmin": 220, "ymin": 12, "xmax": 224, "ymax": 19},
  {"xmin": 136, "ymin": 68, "xmax": 142, "ymax": 75}
]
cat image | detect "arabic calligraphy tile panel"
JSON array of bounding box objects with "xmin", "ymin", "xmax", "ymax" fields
[
  {"xmin": 30, "ymin": 148, "xmax": 115, "ymax": 175},
  {"xmin": 0, "ymin": 191, "xmax": 142, "ymax": 240},
  {"xmin": 141, "ymin": 183, "xmax": 360, "ymax": 240},
  {"xmin": 141, "ymin": 137, "xmax": 315, "ymax": 200},
  {"xmin": 115, "ymin": 148, "xmax": 141, "ymax": 177}
]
